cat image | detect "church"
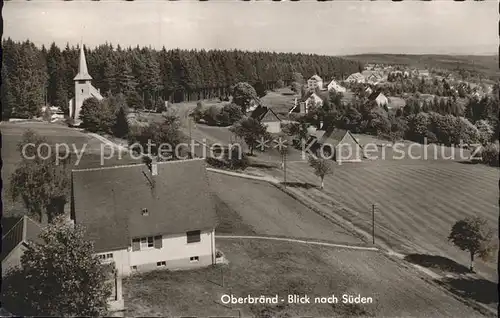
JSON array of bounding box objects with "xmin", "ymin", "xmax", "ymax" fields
[{"xmin": 68, "ymin": 44, "xmax": 103, "ymax": 126}]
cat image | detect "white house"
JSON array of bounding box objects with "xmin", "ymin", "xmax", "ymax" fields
[
  {"xmin": 304, "ymin": 92, "xmax": 323, "ymax": 108},
  {"xmin": 251, "ymin": 105, "xmax": 282, "ymax": 133},
  {"xmin": 70, "ymin": 158, "xmax": 219, "ymax": 277},
  {"xmin": 68, "ymin": 44, "xmax": 103, "ymax": 126},
  {"xmin": 305, "ymin": 126, "xmax": 365, "ymax": 163},
  {"xmin": 307, "ymin": 75, "xmax": 324, "ymax": 92},
  {"xmin": 327, "ymin": 80, "xmax": 346, "ymax": 93},
  {"xmin": 367, "ymin": 91, "xmax": 389, "ymax": 108}
]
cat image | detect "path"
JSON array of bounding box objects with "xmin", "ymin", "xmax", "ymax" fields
[
  {"xmin": 216, "ymin": 235, "xmax": 378, "ymax": 251},
  {"xmin": 87, "ymin": 132, "xmax": 129, "ymax": 153}
]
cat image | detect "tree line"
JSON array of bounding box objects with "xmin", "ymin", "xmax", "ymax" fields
[{"xmin": 1, "ymin": 38, "xmax": 362, "ymax": 119}]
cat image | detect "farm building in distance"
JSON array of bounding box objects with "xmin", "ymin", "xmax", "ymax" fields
[
  {"xmin": 368, "ymin": 91, "xmax": 389, "ymax": 108},
  {"xmin": 305, "ymin": 126, "xmax": 364, "ymax": 163},
  {"xmin": 289, "ymin": 91, "xmax": 324, "ymax": 115},
  {"xmin": 68, "ymin": 44, "xmax": 103, "ymax": 126},
  {"xmin": 70, "ymin": 158, "xmax": 219, "ymax": 277},
  {"xmin": 345, "ymin": 72, "xmax": 365, "ymax": 83},
  {"xmin": 250, "ymin": 105, "xmax": 284, "ymax": 133},
  {"xmin": 327, "ymin": 80, "xmax": 347, "ymax": 93},
  {"xmin": 306, "ymin": 75, "xmax": 324, "ymax": 92}
]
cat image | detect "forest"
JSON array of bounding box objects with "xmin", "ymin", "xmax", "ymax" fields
[{"xmin": 1, "ymin": 38, "xmax": 362, "ymax": 119}]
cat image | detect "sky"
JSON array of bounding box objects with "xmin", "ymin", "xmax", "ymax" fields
[{"xmin": 3, "ymin": 0, "xmax": 498, "ymax": 55}]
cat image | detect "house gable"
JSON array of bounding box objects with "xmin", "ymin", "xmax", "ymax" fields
[
  {"xmin": 335, "ymin": 131, "xmax": 364, "ymax": 162},
  {"xmin": 71, "ymin": 159, "xmax": 219, "ymax": 253}
]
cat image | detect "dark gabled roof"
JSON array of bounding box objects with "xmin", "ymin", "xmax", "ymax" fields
[
  {"xmin": 368, "ymin": 90, "xmax": 382, "ymax": 100},
  {"xmin": 250, "ymin": 105, "xmax": 269, "ymax": 121},
  {"xmin": 1, "ymin": 216, "xmax": 42, "ymax": 262},
  {"xmin": 71, "ymin": 159, "xmax": 218, "ymax": 252},
  {"xmin": 250, "ymin": 106, "xmax": 283, "ymax": 123},
  {"xmin": 300, "ymin": 91, "xmax": 314, "ymax": 102},
  {"xmin": 301, "ymin": 91, "xmax": 328, "ymax": 103},
  {"xmin": 261, "ymin": 108, "xmax": 282, "ymax": 123},
  {"xmin": 308, "ymin": 127, "xmax": 362, "ymax": 148}
]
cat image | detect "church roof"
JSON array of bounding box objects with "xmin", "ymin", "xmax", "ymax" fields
[{"xmin": 74, "ymin": 45, "xmax": 93, "ymax": 81}]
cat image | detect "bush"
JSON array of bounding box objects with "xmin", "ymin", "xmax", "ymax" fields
[
  {"xmin": 203, "ymin": 105, "xmax": 221, "ymax": 126},
  {"xmin": 42, "ymin": 107, "xmax": 52, "ymax": 122},
  {"xmin": 217, "ymin": 103, "xmax": 244, "ymax": 126},
  {"xmin": 481, "ymin": 142, "xmax": 499, "ymax": 167},
  {"xmin": 79, "ymin": 97, "xmax": 115, "ymax": 133},
  {"xmin": 475, "ymin": 119, "xmax": 494, "ymax": 145},
  {"xmin": 192, "ymin": 101, "xmax": 205, "ymax": 122},
  {"xmin": 112, "ymin": 107, "xmax": 129, "ymax": 138},
  {"xmin": 155, "ymin": 97, "xmax": 167, "ymax": 113},
  {"xmin": 454, "ymin": 116, "xmax": 479, "ymax": 145},
  {"xmin": 232, "ymin": 82, "xmax": 259, "ymax": 112}
]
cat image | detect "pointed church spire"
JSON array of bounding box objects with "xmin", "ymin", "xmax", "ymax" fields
[{"xmin": 74, "ymin": 43, "xmax": 92, "ymax": 81}]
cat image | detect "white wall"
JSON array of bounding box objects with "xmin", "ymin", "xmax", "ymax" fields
[
  {"xmin": 73, "ymin": 81, "xmax": 91, "ymax": 122},
  {"xmin": 265, "ymin": 122, "xmax": 281, "ymax": 134},
  {"xmin": 101, "ymin": 229, "xmax": 215, "ymax": 276}
]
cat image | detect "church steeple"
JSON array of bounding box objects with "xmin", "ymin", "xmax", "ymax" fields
[{"xmin": 73, "ymin": 44, "xmax": 92, "ymax": 81}]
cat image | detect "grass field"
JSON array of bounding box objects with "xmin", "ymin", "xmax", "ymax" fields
[
  {"xmin": 1, "ymin": 122, "xmax": 141, "ymax": 218},
  {"xmin": 123, "ymin": 238, "xmax": 489, "ymax": 317},
  {"xmin": 260, "ymin": 88, "xmax": 298, "ymax": 115},
  {"xmin": 209, "ymin": 172, "xmax": 362, "ymax": 244},
  {"xmin": 262, "ymin": 159, "xmax": 499, "ymax": 283}
]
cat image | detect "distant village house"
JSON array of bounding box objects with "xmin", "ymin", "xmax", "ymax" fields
[
  {"xmin": 345, "ymin": 72, "xmax": 365, "ymax": 83},
  {"xmin": 307, "ymin": 75, "xmax": 324, "ymax": 92},
  {"xmin": 327, "ymin": 80, "xmax": 347, "ymax": 93}
]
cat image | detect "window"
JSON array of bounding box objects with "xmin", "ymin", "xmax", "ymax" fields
[
  {"xmin": 190, "ymin": 256, "xmax": 199, "ymax": 263},
  {"xmin": 97, "ymin": 253, "xmax": 113, "ymax": 260},
  {"xmin": 131, "ymin": 266, "xmax": 137, "ymax": 270},
  {"xmin": 157, "ymin": 261, "xmax": 166, "ymax": 267},
  {"xmin": 132, "ymin": 236, "xmax": 162, "ymax": 251},
  {"xmin": 186, "ymin": 230, "xmax": 201, "ymax": 243},
  {"xmin": 78, "ymin": 80, "xmax": 86, "ymax": 84},
  {"xmin": 140, "ymin": 236, "xmax": 154, "ymax": 249}
]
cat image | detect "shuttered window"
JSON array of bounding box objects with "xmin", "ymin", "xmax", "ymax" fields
[
  {"xmin": 132, "ymin": 236, "xmax": 161, "ymax": 250},
  {"xmin": 154, "ymin": 235, "xmax": 162, "ymax": 249},
  {"xmin": 132, "ymin": 238, "xmax": 140, "ymax": 251},
  {"xmin": 186, "ymin": 230, "xmax": 201, "ymax": 243}
]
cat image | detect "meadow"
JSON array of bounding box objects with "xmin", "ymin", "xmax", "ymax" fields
[
  {"xmin": 1, "ymin": 122, "xmax": 141, "ymax": 219},
  {"xmin": 266, "ymin": 159, "xmax": 499, "ymax": 283},
  {"xmin": 123, "ymin": 238, "xmax": 489, "ymax": 317}
]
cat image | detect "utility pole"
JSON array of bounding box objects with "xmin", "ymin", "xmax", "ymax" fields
[
  {"xmin": 372, "ymin": 204, "xmax": 375, "ymax": 245},
  {"xmin": 188, "ymin": 116, "xmax": 192, "ymax": 145},
  {"xmin": 283, "ymin": 149, "xmax": 287, "ymax": 185}
]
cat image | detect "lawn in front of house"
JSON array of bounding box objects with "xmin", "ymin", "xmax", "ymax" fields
[{"xmin": 123, "ymin": 238, "xmax": 487, "ymax": 317}]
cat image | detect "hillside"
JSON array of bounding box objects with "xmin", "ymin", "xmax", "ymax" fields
[{"xmin": 343, "ymin": 54, "xmax": 499, "ymax": 80}]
